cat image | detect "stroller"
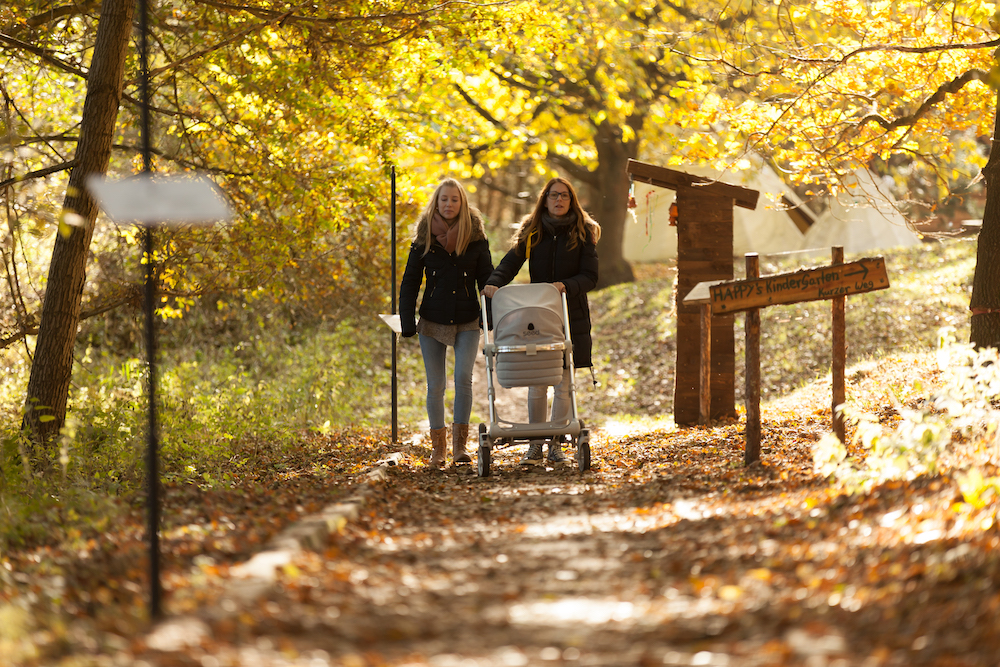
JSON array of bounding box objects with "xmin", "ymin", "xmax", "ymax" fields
[{"xmin": 476, "ymin": 283, "xmax": 591, "ymax": 476}]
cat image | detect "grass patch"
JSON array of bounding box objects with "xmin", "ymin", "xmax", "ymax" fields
[{"xmin": 584, "ymin": 238, "xmax": 976, "ymax": 417}]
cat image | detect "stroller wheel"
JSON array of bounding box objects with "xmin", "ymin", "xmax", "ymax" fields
[
  {"xmin": 576, "ymin": 431, "xmax": 591, "ymax": 472},
  {"xmin": 477, "ymin": 443, "xmax": 492, "ymax": 477}
]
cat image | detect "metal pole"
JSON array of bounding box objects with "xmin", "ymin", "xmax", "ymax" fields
[
  {"xmin": 390, "ymin": 166, "xmax": 398, "ymax": 444},
  {"xmin": 138, "ymin": 0, "xmax": 162, "ymax": 621}
]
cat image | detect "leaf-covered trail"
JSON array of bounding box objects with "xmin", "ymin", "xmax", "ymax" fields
[{"xmin": 133, "ymin": 409, "xmax": 1000, "ymax": 667}]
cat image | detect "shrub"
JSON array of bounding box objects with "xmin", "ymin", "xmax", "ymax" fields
[{"xmin": 814, "ymin": 328, "xmax": 1000, "ymax": 496}]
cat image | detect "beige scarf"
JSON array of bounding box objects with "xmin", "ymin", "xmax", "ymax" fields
[{"xmin": 430, "ymin": 211, "xmax": 459, "ymax": 253}]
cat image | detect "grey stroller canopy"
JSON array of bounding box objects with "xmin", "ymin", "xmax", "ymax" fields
[{"xmin": 491, "ymin": 283, "xmax": 567, "ymax": 389}]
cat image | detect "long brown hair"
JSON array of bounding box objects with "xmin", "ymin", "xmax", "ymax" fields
[
  {"xmin": 413, "ymin": 178, "xmax": 474, "ymax": 256},
  {"xmin": 511, "ymin": 177, "xmax": 601, "ymax": 252}
]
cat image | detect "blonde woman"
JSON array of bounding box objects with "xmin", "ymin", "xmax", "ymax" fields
[
  {"xmin": 483, "ymin": 177, "xmax": 601, "ymax": 465},
  {"xmin": 399, "ymin": 179, "xmax": 494, "ymax": 467}
]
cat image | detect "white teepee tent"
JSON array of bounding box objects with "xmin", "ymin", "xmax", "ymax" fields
[
  {"xmin": 623, "ymin": 157, "xmax": 812, "ymax": 262},
  {"xmin": 623, "ymin": 160, "xmax": 922, "ymax": 262},
  {"xmin": 800, "ymin": 169, "xmax": 922, "ymax": 256}
]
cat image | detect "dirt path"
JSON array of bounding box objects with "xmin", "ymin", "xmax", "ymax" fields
[
  {"xmin": 132, "ymin": 412, "xmax": 1000, "ymax": 667},
  {"xmin": 149, "ymin": 457, "xmax": 724, "ymax": 666}
]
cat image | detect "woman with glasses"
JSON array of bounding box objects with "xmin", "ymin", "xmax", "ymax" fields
[
  {"xmin": 400, "ymin": 178, "xmax": 495, "ymax": 467},
  {"xmin": 482, "ymin": 177, "xmax": 601, "ymax": 466}
]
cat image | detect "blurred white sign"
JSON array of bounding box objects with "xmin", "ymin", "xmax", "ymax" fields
[
  {"xmin": 87, "ymin": 173, "xmax": 232, "ymax": 226},
  {"xmin": 379, "ymin": 313, "xmax": 401, "ymax": 333}
]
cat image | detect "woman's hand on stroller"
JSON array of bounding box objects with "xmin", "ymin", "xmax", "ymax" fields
[
  {"xmin": 552, "ymin": 281, "xmax": 566, "ymax": 293},
  {"xmin": 482, "ymin": 285, "xmax": 499, "ymax": 299}
]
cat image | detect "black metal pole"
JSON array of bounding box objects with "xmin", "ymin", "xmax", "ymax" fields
[
  {"xmin": 138, "ymin": 0, "xmax": 162, "ymax": 621},
  {"xmin": 390, "ymin": 166, "xmax": 398, "ymax": 444}
]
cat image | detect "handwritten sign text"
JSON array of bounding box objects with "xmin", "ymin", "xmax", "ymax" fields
[{"xmin": 706, "ymin": 258, "xmax": 889, "ymax": 313}]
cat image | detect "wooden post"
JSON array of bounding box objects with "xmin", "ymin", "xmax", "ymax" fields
[
  {"xmin": 627, "ymin": 161, "xmax": 758, "ymax": 426},
  {"xmin": 699, "ymin": 302, "xmax": 712, "ymax": 425},
  {"xmin": 744, "ymin": 253, "xmax": 761, "ymax": 465},
  {"xmin": 832, "ymin": 246, "xmax": 846, "ymax": 442}
]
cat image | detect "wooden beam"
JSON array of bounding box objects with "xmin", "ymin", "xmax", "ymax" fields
[
  {"xmin": 699, "ymin": 303, "xmax": 712, "ymax": 425},
  {"xmin": 626, "ymin": 158, "xmax": 760, "ymax": 211},
  {"xmin": 744, "ymin": 254, "xmax": 761, "ymax": 466}
]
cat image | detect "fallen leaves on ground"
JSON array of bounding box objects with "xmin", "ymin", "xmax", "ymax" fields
[{"xmin": 3, "ymin": 357, "xmax": 1000, "ymax": 666}]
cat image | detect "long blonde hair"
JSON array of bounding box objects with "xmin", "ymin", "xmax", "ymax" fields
[
  {"xmin": 512, "ymin": 177, "xmax": 601, "ymax": 252},
  {"xmin": 414, "ymin": 178, "xmax": 474, "ymax": 256}
]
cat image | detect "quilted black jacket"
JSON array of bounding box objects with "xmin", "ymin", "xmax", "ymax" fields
[{"xmin": 398, "ymin": 214, "xmax": 493, "ymax": 336}]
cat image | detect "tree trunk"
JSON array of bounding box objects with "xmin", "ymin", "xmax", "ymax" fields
[
  {"xmin": 22, "ymin": 0, "xmax": 134, "ymax": 452},
  {"xmin": 591, "ymin": 120, "xmax": 637, "ymax": 289},
  {"xmin": 971, "ymin": 89, "xmax": 1000, "ymax": 349}
]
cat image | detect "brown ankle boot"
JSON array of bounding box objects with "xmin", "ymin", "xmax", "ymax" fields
[
  {"xmin": 452, "ymin": 423, "xmax": 471, "ymax": 464},
  {"xmin": 429, "ymin": 427, "xmax": 448, "ymax": 467}
]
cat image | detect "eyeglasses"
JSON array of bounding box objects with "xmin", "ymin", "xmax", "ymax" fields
[{"xmin": 547, "ymin": 191, "xmax": 570, "ymax": 201}]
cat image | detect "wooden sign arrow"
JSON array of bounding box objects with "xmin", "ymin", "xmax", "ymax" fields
[{"xmin": 685, "ymin": 257, "xmax": 890, "ymax": 313}]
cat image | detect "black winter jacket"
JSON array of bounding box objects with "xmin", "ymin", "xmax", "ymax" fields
[
  {"xmin": 486, "ymin": 228, "xmax": 599, "ymax": 367},
  {"xmin": 399, "ymin": 213, "xmax": 494, "ymax": 337}
]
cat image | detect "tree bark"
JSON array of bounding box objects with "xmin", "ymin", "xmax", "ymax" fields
[
  {"xmin": 590, "ymin": 119, "xmax": 637, "ymax": 289},
  {"xmin": 971, "ymin": 88, "xmax": 1000, "ymax": 349},
  {"xmin": 22, "ymin": 0, "xmax": 135, "ymax": 452}
]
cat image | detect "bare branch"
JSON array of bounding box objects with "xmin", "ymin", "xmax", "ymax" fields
[
  {"xmin": 453, "ymin": 83, "xmax": 507, "ymax": 132},
  {"xmin": 0, "ymin": 326, "xmax": 37, "ymax": 350},
  {"xmin": 791, "ymin": 37, "xmax": 1000, "ymax": 67},
  {"xmin": 0, "ymin": 292, "xmax": 137, "ymax": 350},
  {"xmin": 548, "ymin": 153, "xmax": 597, "ymax": 187},
  {"xmin": 0, "ymin": 161, "xmax": 76, "ymax": 189},
  {"xmin": 720, "ymin": 37, "xmax": 1000, "ymax": 78},
  {"xmin": 853, "ymin": 69, "xmax": 990, "ymax": 132},
  {"xmin": 147, "ymin": 10, "xmax": 296, "ymax": 79},
  {"xmin": 25, "ymin": 2, "xmax": 100, "ymax": 28},
  {"xmin": 195, "ymin": 0, "xmax": 513, "ymax": 26},
  {"xmin": 0, "ymin": 31, "xmax": 88, "ymax": 79}
]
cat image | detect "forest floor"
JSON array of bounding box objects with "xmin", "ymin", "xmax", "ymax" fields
[
  {"xmin": 4, "ymin": 349, "xmax": 1000, "ymax": 667},
  {"xmin": 1, "ymin": 242, "xmax": 994, "ymax": 666}
]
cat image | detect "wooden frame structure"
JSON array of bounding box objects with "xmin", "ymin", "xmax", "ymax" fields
[
  {"xmin": 684, "ymin": 249, "xmax": 890, "ymax": 464},
  {"xmin": 626, "ymin": 159, "xmax": 760, "ymax": 425}
]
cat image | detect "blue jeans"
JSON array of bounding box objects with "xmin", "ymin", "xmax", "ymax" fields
[{"xmin": 419, "ymin": 330, "xmax": 480, "ymax": 429}]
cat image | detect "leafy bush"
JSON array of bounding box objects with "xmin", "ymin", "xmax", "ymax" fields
[{"xmin": 814, "ymin": 328, "xmax": 1000, "ymax": 495}]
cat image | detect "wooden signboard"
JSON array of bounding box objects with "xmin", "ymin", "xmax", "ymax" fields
[
  {"xmin": 685, "ymin": 249, "xmax": 891, "ymax": 464},
  {"xmin": 706, "ymin": 257, "xmax": 889, "ymax": 313}
]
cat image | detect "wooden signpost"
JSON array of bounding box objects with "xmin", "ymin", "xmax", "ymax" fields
[
  {"xmin": 685, "ymin": 248, "xmax": 890, "ymax": 464},
  {"xmin": 707, "ymin": 257, "xmax": 888, "ymax": 313},
  {"xmin": 626, "ymin": 158, "xmax": 761, "ymax": 425}
]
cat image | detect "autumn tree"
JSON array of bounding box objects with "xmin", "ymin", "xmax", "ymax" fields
[
  {"xmin": 4, "ymin": 0, "xmax": 134, "ymax": 451},
  {"xmin": 700, "ymin": 0, "xmax": 1000, "ymax": 346},
  {"xmin": 416, "ymin": 0, "xmax": 742, "ymax": 288},
  {"xmin": 2, "ymin": 0, "xmax": 522, "ymax": 455}
]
